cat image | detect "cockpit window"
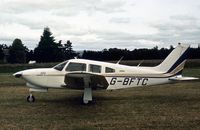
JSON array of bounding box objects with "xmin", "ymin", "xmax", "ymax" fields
[
  {"xmin": 89, "ymin": 64, "xmax": 101, "ymax": 73},
  {"xmin": 54, "ymin": 61, "xmax": 68, "ymax": 71},
  {"xmin": 105, "ymin": 67, "xmax": 115, "ymax": 73},
  {"xmin": 66, "ymin": 62, "xmax": 86, "ymax": 72}
]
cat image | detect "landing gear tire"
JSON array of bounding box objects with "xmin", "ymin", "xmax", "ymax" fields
[
  {"xmin": 83, "ymin": 100, "xmax": 89, "ymax": 105},
  {"xmin": 27, "ymin": 94, "xmax": 35, "ymax": 103},
  {"xmin": 82, "ymin": 100, "xmax": 92, "ymax": 105}
]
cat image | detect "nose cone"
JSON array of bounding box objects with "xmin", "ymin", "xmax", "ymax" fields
[{"xmin": 13, "ymin": 71, "xmax": 23, "ymax": 78}]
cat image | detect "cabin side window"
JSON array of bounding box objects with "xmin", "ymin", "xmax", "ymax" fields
[
  {"xmin": 66, "ymin": 62, "xmax": 86, "ymax": 72},
  {"xmin": 105, "ymin": 67, "xmax": 115, "ymax": 73},
  {"xmin": 89, "ymin": 64, "xmax": 101, "ymax": 73}
]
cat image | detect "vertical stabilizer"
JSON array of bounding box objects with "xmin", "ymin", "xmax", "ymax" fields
[{"xmin": 154, "ymin": 44, "xmax": 190, "ymax": 73}]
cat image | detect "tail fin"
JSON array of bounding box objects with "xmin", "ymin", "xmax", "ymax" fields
[{"xmin": 154, "ymin": 44, "xmax": 190, "ymax": 74}]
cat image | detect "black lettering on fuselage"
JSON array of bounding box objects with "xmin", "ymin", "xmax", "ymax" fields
[
  {"xmin": 137, "ymin": 78, "xmax": 142, "ymax": 85},
  {"xmin": 110, "ymin": 77, "xmax": 117, "ymax": 85},
  {"xmin": 129, "ymin": 77, "xmax": 135, "ymax": 85},
  {"xmin": 142, "ymin": 78, "xmax": 148, "ymax": 85},
  {"xmin": 123, "ymin": 77, "xmax": 129, "ymax": 85},
  {"xmin": 109, "ymin": 77, "xmax": 149, "ymax": 86}
]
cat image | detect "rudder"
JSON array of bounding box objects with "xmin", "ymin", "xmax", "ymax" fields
[{"xmin": 154, "ymin": 44, "xmax": 190, "ymax": 73}]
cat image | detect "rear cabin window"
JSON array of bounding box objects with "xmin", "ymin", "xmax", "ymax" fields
[
  {"xmin": 66, "ymin": 62, "xmax": 86, "ymax": 72},
  {"xmin": 105, "ymin": 67, "xmax": 115, "ymax": 73},
  {"xmin": 89, "ymin": 64, "xmax": 101, "ymax": 73}
]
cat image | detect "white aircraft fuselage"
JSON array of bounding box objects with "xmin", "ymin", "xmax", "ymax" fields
[
  {"xmin": 13, "ymin": 44, "xmax": 198, "ymax": 104},
  {"xmin": 18, "ymin": 60, "xmax": 173, "ymax": 90}
]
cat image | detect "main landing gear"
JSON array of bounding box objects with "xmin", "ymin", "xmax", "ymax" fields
[
  {"xmin": 27, "ymin": 93, "xmax": 35, "ymax": 103},
  {"xmin": 82, "ymin": 87, "xmax": 92, "ymax": 104},
  {"xmin": 82, "ymin": 76, "xmax": 93, "ymax": 105}
]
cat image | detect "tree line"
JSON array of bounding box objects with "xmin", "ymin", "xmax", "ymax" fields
[
  {"xmin": 0, "ymin": 27, "xmax": 200, "ymax": 64},
  {"xmin": 0, "ymin": 27, "xmax": 77, "ymax": 64},
  {"xmin": 82, "ymin": 45, "xmax": 200, "ymax": 61}
]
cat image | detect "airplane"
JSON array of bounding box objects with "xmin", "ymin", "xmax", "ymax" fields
[{"xmin": 13, "ymin": 44, "xmax": 198, "ymax": 104}]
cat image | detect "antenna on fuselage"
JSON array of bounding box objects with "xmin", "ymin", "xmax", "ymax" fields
[
  {"xmin": 137, "ymin": 60, "xmax": 144, "ymax": 67},
  {"xmin": 116, "ymin": 56, "xmax": 124, "ymax": 64}
]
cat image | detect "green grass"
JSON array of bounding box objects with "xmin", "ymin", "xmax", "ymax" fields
[
  {"xmin": 0, "ymin": 63, "xmax": 57, "ymax": 73},
  {"xmin": 0, "ymin": 65, "xmax": 199, "ymax": 129},
  {"xmin": 183, "ymin": 68, "xmax": 200, "ymax": 77},
  {"xmin": 0, "ymin": 61, "xmax": 200, "ymax": 130},
  {"xmin": 0, "ymin": 82, "xmax": 200, "ymax": 130},
  {"xmin": 0, "ymin": 73, "xmax": 25, "ymax": 86}
]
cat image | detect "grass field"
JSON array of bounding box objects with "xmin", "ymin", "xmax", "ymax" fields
[{"xmin": 0, "ymin": 66, "xmax": 199, "ymax": 129}]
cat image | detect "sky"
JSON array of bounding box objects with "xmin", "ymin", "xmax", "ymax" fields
[{"xmin": 0, "ymin": 0, "xmax": 200, "ymax": 50}]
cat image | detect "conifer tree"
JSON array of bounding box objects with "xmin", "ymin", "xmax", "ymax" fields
[
  {"xmin": 64, "ymin": 40, "xmax": 76, "ymax": 59},
  {"xmin": 8, "ymin": 39, "xmax": 27, "ymax": 63},
  {"xmin": 34, "ymin": 27, "xmax": 59, "ymax": 62}
]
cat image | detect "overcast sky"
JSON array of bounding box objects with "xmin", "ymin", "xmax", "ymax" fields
[{"xmin": 0, "ymin": 0, "xmax": 200, "ymax": 50}]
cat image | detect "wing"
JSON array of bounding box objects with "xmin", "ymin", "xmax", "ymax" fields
[
  {"xmin": 64, "ymin": 72, "xmax": 109, "ymax": 104},
  {"xmin": 64, "ymin": 72, "xmax": 109, "ymax": 90}
]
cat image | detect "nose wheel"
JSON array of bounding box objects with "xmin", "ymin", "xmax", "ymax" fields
[{"xmin": 27, "ymin": 94, "xmax": 35, "ymax": 102}]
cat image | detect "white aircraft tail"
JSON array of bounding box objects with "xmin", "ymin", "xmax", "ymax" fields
[{"xmin": 154, "ymin": 44, "xmax": 190, "ymax": 74}]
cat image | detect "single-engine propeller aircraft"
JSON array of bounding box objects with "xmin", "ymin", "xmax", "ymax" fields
[{"xmin": 14, "ymin": 44, "xmax": 198, "ymax": 104}]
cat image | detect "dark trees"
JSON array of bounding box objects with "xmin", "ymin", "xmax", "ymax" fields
[
  {"xmin": 82, "ymin": 48, "xmax": 129, "ymax": 61},
  {"xmin": 189, "ymin": 46, "xmax": 200, "ymax": 59},
  {"xmin": 34, "ymin": 27, "xmax": 77, "ymax": 62},
  {"xmin": 64, "ymin": 40, "xmax": 76, "ymax": 59},
  {"xmin": 8, "ymin": 39, "xmax": 27, "ymax": 63},
  {"xmin": 0, "ymin": 45, "xmax": 4, "ymax": 61},
  {"xmin": 26, "ymin": 50, "xmax": 35, "ymax": 62},
  {"xmin": 34, "ymin": 27, "xmax": 61, "ymax": 63},
  {"xmin": 82, "ymin": 47, "xmax": 173, "ymax": 61}
]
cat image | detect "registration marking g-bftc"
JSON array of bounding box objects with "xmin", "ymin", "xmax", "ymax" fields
[{"xmin": 110, "ymin": 77, "xmax": 148, "ymax": 86}]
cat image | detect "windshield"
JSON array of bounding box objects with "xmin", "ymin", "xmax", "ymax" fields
[{"xmin": 53, "ymin": 61, "xmax": 68, "ymax": 71}]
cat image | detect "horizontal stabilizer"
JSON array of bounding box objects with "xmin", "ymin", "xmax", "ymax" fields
[{"xmin": 169, "ymin": 75, "xmax": 199, "ymax": 81}]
